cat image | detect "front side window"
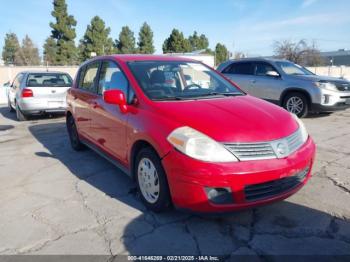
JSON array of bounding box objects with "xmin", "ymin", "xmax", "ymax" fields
[
  {"xmin": 255, "ymin": 62, "xmax": 279, "ymax": 76},
  {"xmin": 12, "ymin": 73, "xmax": 23, "ymax": 88},
  {"xmin": 80, "ymin": 62, "xmax": 99, "ymax": 92},
  {"xmin": 98, "ymin": 61, "xmax": 128, "ymax": 95},
  {"xmin": 26, "ymin": 73, "xmax": 72, "ymax": 87},
  {"xmin": 128, "ymin": 61, "xmax": 243, "ymax": 101},
  {"xmin": 276, "ymin": 61, "xmax": 314, "ymax": 76}
]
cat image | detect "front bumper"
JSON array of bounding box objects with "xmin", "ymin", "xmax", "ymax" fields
[
  {"xmin": 312, "ymin": 89, "xmax": 350, "ymax": 112},
  {"xmin": 162, "ymin": 137, "xmax": 316, "ymax": 213}
]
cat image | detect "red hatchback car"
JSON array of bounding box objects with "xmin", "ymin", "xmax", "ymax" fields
[{"xmin": 66, "ymin": 55, "xmax": 316, "ymax": 213}]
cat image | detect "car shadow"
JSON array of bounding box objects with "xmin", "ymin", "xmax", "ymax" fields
[
  {"xmin": 28, "ymin": 122, "xmax": 142, "ymax": 211},
  {"xmin": 28, "ymin": 122, "xmax": 350, "ymax": 256},
  {"xmin": 0, "ymin": 105, "xmax": 65, "ymax": 122}
]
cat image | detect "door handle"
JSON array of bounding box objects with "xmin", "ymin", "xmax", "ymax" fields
[{"xmin": 250, "ymin": 79, "xmax": 256, "ymax": 83}]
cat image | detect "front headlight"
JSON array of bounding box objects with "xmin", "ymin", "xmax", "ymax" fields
[
  {"xmin": 291, "ymin": 113, "xmax": 309, "ymax": 143},
  {"xmin": 167, "ymin": 126, "xmax": 238, "ymax": 162},
  {"xmin": 314, "ymin": 81, "xmax": 338, "ymax": 92}
]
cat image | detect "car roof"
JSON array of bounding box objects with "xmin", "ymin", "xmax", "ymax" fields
[
  {"xmin": 87, "ymin": 54, "xmax": 198, "ymax": 63},
  {"xmin": 227, "ymin": 57, "xmax": 289, "ymax": 63},
  {"xmin": 19, "ymin": 71, "xmax": 71, "ymax": 75}
]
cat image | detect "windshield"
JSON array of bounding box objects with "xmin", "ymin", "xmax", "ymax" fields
[
  {"xmin": 127, "ymin": 61, "xmax": 243, "ymax": 100},
  {"xmin": 276, "ymin": 61, "xmax": 314, "ymax": 76},
  {"xmin": 26, "ymin": 73, "xmax": 72, "ymax": 87}
]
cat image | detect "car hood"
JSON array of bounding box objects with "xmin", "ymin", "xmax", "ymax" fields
[
  {"xmin": 292, "ymin": 74, "xmax": 350, "ymax": 84},
  {"xmin": 153, "ymin": 95, "xmax": 299, "ymax": 143}
]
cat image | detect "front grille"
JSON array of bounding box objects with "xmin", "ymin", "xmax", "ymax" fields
[
  {"xmin": 244, "ymin": 166, "xmax": 309, "ymax": 202},
  {"xmin": 224, "ymin": 142, "xmax": 276, "ymax": 161},
  {"xmin": 224, "ymin": 128, "xmax": 305, "ymax": 161},
  {"xmin": 286, "ymin": 129, "xmax": 304, "ymax": 154},
  {"xmin": 334, "ymin": 82, "xmax": 350, "ymax": 91}
]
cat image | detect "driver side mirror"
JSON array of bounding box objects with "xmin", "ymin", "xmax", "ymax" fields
[
  {"xmin": 266, "ymin": 71, "xmax": 280, "ymax": 78},
  {"xmin": 103, "ymin": 89, "xmax": 128, "ymax": 113}
]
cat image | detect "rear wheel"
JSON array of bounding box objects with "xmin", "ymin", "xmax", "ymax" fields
[
  {"xmin": 8, "ymin": 98, "xmax": 14, "ymax": 112},
  {"xmin": 66, "ymin": 115, "xmax": 85, "ymax": 151},
  {"xmin": 283, "ymin": 92, "xmax": 309, "ymax": 118},
  {"xmin": 135, "ymin": 147, "xmax": 171, "ymax": 212},
  {"xmin": 15, "ymin": 103, "xmax": 27, "ymax": 121}
]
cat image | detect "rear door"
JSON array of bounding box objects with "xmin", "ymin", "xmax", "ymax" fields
[
  {"xmin": 221, "ymin": 62, "xmax": 255, "ymax": 94},
  {"xmin": 25, "ymin": 73, "xmax": 72, "ymax": 108},
  {"xmin": 89, "ymin": 60, "xmax": 130, "ymax": 164},
  {"xmin": 70, "ymin": 62, "xmax": 100, "ymax": 140}
]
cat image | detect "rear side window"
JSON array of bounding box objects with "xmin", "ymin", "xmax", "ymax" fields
[
  {"xmin": 223, "ymin": 62, "xmax": 254, "ymax": 75},
  {"xmin": 26, "ymin": 73, "xmax": 72, "ymax": 87},
  {"xmin": 98, "ymin": 61, "xmax": 128, "ymax": 95},
  {"xmin": 79, "ymin": 62, "xmax": 99, "ymax": 93}
]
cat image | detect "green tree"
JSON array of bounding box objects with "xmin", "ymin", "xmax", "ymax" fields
[
  {"xmin": 116, "ymin": 26, "xmax": 136, "ymax": 54},
  {"xmin": 215, "ymin": 43, "xmax": 229, "ymax": 65},
  {"xmin": 162, "ymin": 29, "xmax": 191, "ymax": 53},
  {"xmin": 188, "ymin": 31, "xmax": 209, "ymax": 51},
  {"xmin": 43, "ymin": 37, "xmax": 58, "ymax": 65},
  {"xmin": 2, "ymin": 33, "xmax": 20, "ymax": 65},
  {"xmin": 14, "ymin": 35, "xmax": 41, "ymax": 65},
  {"xmin": 49, "ymin": 0, "xmax": 77, "ymax": 64},
  {"xmin": 79, "ymin": 16, "xmax": 115, "ymax": 61},
  {"xmin": 137, "ymin": 22, "xmax": 155, "ymax": 54}
]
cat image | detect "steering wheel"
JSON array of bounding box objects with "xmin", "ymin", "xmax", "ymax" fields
[{"xmin": 184, "ymin": 83, "xmax": 203, "ymax": 92}]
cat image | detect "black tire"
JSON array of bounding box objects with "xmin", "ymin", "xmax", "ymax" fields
[
  {"xmin": 15, "ymin": 103, "xmax": 27, "ymax": 121},
  {"xmin": 66, "ymin": 115, "xmax": 85, "ymax": 151},
  {"xmin": 283, "ymin": 92, "xmax": 309, "ymax": 118},
  {"xmin": 8, "ymin": 98, "xmax": 14, "ymax": 112},
  {"xmin": 135, "ymin": 147, "xmax": 171, "ymax": 212}
]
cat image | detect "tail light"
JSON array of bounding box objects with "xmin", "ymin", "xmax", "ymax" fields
[{"xmin": 22, "ymin": 88, "xmax": 33, "ymax": 98}]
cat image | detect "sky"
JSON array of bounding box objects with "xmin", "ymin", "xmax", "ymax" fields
[{"xmin": 0, "ymin": 0, "xmax": 350, "ymax": 56}]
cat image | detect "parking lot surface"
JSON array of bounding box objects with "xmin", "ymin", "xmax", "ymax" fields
[{"xmin": 0, "ymin": 105, "xmax": 349, "ymax": 258}]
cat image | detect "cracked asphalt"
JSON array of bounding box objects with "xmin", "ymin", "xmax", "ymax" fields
[{"xmin": 0, "ymin": 105, "xmax": 350, "ymax": 258}]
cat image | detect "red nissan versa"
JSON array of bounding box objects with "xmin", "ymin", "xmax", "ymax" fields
[{"xmin": 66, "ymin": 55, "xmax": 316, "ymax": 213}]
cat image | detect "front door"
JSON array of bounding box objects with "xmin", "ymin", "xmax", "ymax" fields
[
  {"xmin": 90, "ymin": 60, "xmax": 130, "ymax": 164},
  {"xmin": 249, "ymin": 62, "xmax": 283, "ymax": 102}
]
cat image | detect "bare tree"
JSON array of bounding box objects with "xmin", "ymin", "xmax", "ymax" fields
[{"xmin": 273, "ymin": 39, "xmax": 324, "ymax": 66}]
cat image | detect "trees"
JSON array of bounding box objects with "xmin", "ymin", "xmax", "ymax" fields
[
  {"xmin": 116, "ymin": 26, "xmax": 136, "ymax": 54},
  {"xmin": 79, "ymin": 16, "xmax": 115, "ymax": 61},
  {"xmin": 137, "ymin": 22, "xmax": 155, "ymax": 54},
  {"xmin": 188, "ymin": 31, "xmax": 209, "ymax": 51},
  {"xmin": 273, "ymin": 39, "xmax": 324, "ymax": 66},
  {"xmin": 163, "ymin": 29, "xmax": 191, "ymax": 53},
  {"xmin": 215, "ymin": 43, "xmax": 229, "ymax": 65},
  {"xmin": 2, "ymin": 33, "xmax": 20, "ymax": 65},
  {"xmin": 49, "ymin": 0, "xmax": 77, "ymax": 65},
  {"xmin": 14, "ymin": 35, "xmax": 41, "ymax": 66},
  {"xmin": 43, "ymin": 37, "xmax": 58, "ymax": 65}
]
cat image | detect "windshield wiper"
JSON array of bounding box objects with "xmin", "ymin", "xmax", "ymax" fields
[
  {"xmin": 189, "ymin": 92, "xmax": 244, "ymax": 98},
  {"xmin": 152, "ymin": 96, "xmax": 185, "ymax": 101}
]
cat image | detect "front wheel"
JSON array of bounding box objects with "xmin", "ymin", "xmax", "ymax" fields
[
  {"xmin": 283, "ymin": 92, "xmax": 309, "ymax": 118},
  {"xmin": 135, "ymin": 147, "xmax": 171, "ymax": 212}
]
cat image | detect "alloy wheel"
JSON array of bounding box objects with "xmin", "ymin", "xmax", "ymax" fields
[{"xmin": 286, "ymin": 96, "xmax": 304, "ymax": 115}]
